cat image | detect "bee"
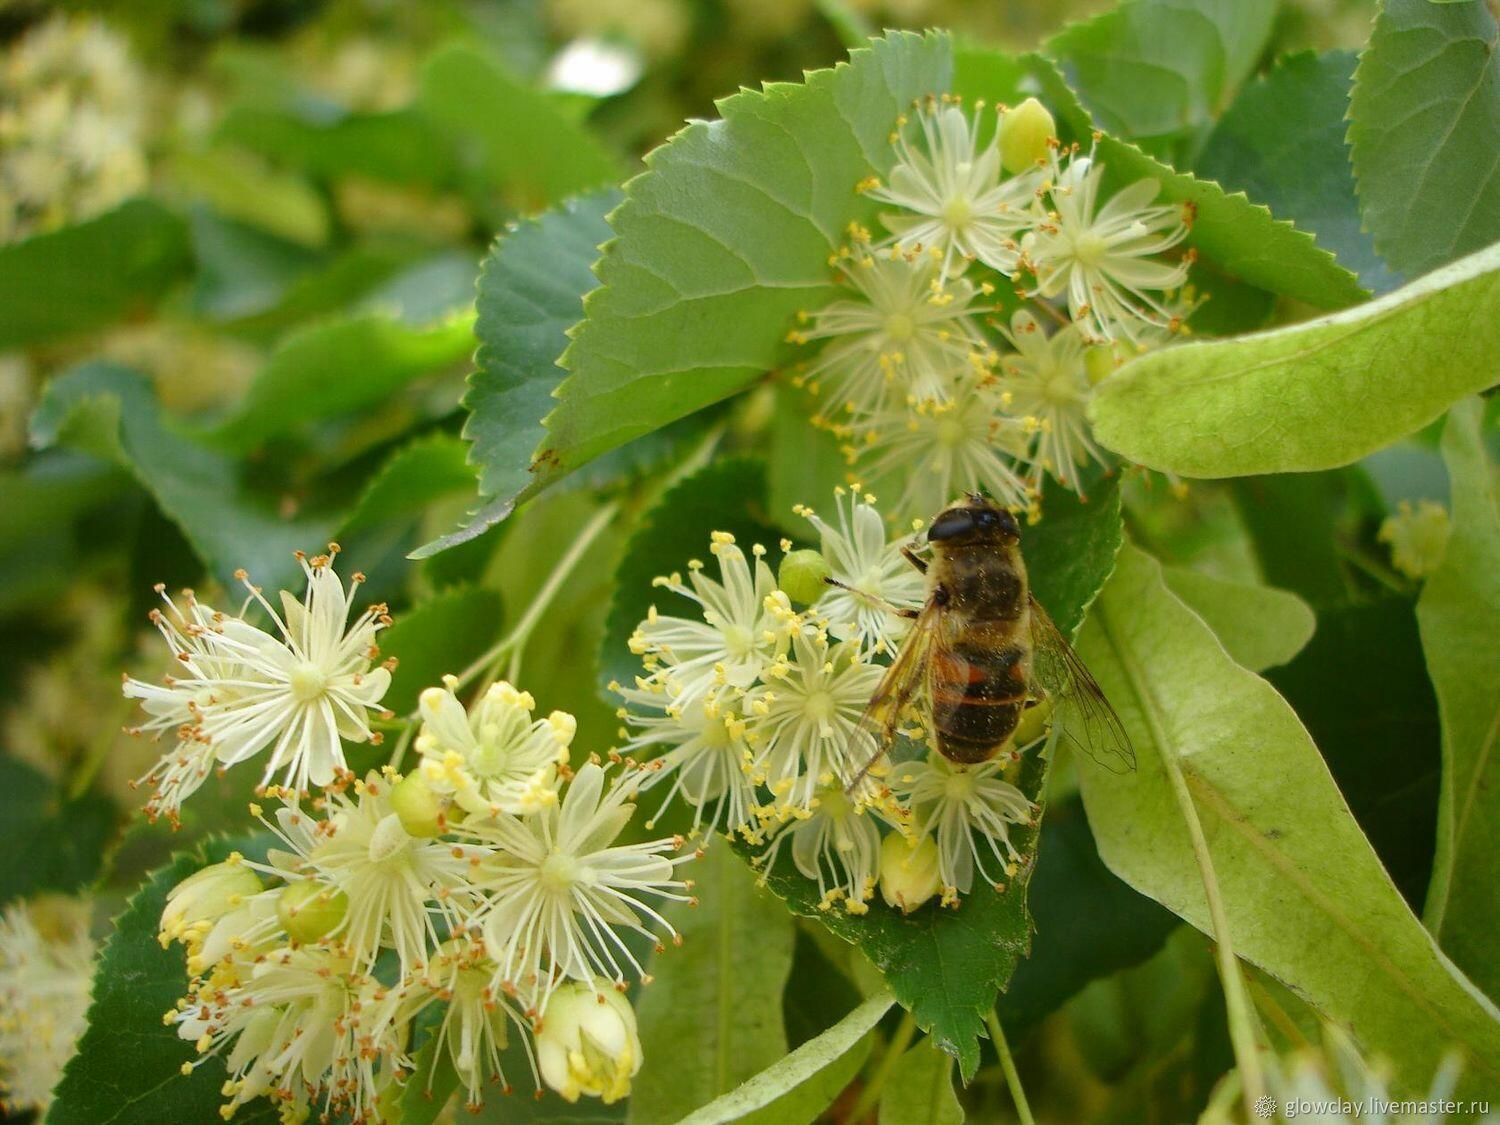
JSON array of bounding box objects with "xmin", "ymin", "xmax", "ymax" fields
[{"xmin": 834, "ymin": 494, "xmax": 1134, "ymax": 789}]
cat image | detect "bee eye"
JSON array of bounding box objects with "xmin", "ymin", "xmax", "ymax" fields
[{"xmin": 997, "ymin": 509, "xmax": 1019, "ymax": 536}]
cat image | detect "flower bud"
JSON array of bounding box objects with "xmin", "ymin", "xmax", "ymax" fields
[
  {"xmin": 1083, "ymin": 344, "xmax": 1119, "ymax": 386},
  {"xmin": 1000, "ymin": 97, "xmax": 1056, "ymax": 174},
  {"xmin": 160, "ymin": 858, "xmax": 262, "ymax": 948},
  {"xmin": 277, "ymin": 880, "xmax": 348, "ymax": 945},
  {"xmin": 879, "ymin": 832, "xmax": 941, "ymax": 914},
  {"xmin": 1378, "ymin": 499, "xmax": 1451, "ymax": 580},
  {"xmin": 389, "ymin": 771, "xmax": 446, "ymax": 838},
  {"xmin": 778, "ymin": 548, "xmax": 832, "ymax": 606},
  {"xmin": 537, "ymin": 979, "xmax": 642, "ymax": 1104}
]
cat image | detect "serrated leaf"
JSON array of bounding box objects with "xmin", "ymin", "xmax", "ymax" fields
[
  {"xmin": 1418, "ymin": 397, "xmax": 1500, "ymax": 1000},
  {"xmin": 878, "ymin": 1037, "xmax": 963, "ymax": 1125},
  {"xmin": 1196, "ymin": 51, "xmax": 1399, "ymax": 293},
  {"xmin": 676, "ymin": 992, "xmax": 893, "ymax": 1125},
  {"xmin": 1160, "ymin": 566, "xmax": 1315, "ymax": 672},
  {"xmin": 1089, "ymin": 240, "xmax": 1500, "ymax": 479},
  {"xmin": 343, "ymin": 433, "xmax": 478, "ymax": 534},
  {"xmin": 29, "ymin": 363, "xmax": 335, "ymax": 590},
  {"xmin": 629, "ymin": 843, "xmax": 794, "ymax": 1124},
  {"xmin": 545, "ymin": 32, "xmax": 953, "ymax": 489},
  {"xmin": 0, "ymin": 754, "xmax": 117, "ymax": 906},
  {"xmin": 1349, "ymin": 0, "xmax": 1500, "ymax": 279},
  {"xmin": 50, "ymin": 840, "xmax": 280, "ymax": 1125},
  {"xmin": 1026, "ymin": 53, "xmax": 1367, "ymax": 310},
  {"xmin": 1044, "ymin": 0, "xmax": 1277, "ymax": 161},
  {"xmin": 379, "ymin": 585, "xmax": 505, "ymax": 715},
  {"xmin": 419, "ymin": 192, "xmax": 619, "ymax": 557},
  {"xmin": 0, "ymin": 199, "xmax": 190, "ymax": 349},
  {"xmin": 1074, "ymin": 542, "xmax": 1500, "ymax": 1101}
]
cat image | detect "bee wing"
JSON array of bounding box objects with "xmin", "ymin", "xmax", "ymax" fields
[
  {"xmin": 1028, "ymin": 595, "xmax": 1135, "ymax": 774},
  {"xmin": 842, "ymin": 599, "xmax": 940, "ymax": 796}
]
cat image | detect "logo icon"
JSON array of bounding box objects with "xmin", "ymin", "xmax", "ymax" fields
[{"xmin": 1253, "ymin": 1095, "xmax": 1278, "ymax": 1119}]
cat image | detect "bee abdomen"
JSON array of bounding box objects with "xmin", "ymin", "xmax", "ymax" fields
[{"xmin": 931, "ymin": 643, "xmax": 1028, "ymax": 764}]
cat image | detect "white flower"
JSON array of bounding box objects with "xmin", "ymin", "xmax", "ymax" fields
[
  {"xmin": 790, "ymin": 247, "xmax": 990, "ymax": 417},
  {"xmin": 417, "ymin": 678, "xmax": 572, "ymax": 818},
  {"xmin": 0, "ymin": 897, "xmax": 94, "ymax": 1115},
  {"xmin": 615, "ymin": 690, "xmax": 761, "ymax": 837},
  {"xmin": 891, "ymin": 753, "xmax": 1034, "ymax": 904},
  {"xmin": 796, "ymin": 485, "xmax": 926, "ymax": 658},
  {"xmin": 536, "ymin": 978, "xmax": 642, "ymax": 1105},
  {"xmin": 1022, "ymin": 153, "xmax": 1190, "ymax": 342},
  {"xmin": 865, "ymin": 99, "xmax": 1039, "ymax": 279},
  {"xmin": 206, "ymin": 549, "xmax": 393, "ymax": 794},
  {"xmin": 753, "ymin": 783, "xmax": 883, "ymax": 914},
  {"xmin": 462, "ymin": 763, "xmax": 692, "ymax": 1001},
  {"xmin": 158, "ymin": 855, "xmax": 264, "ymax": 970},
  {"xmin": 854, "ymin": 371, "xmax": 1034, "ymax": 520},
  {"xmin": 751, "ymin": 631, "xmax": 886, "ymax": 809},
  {"xmin": 252, "ymin": 772, "xmax": 485, "ymax": 976},
  {"xmin": 995, "ymin": 309, "xmax": 1106, "ymax": 493},
  {"xmin": 629, "ymin": 535, "xmax": 792, "ymax": 704}
]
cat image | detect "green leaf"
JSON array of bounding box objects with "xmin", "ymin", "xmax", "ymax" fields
[
  {"xmin": 0, "ymin": 200, "xmax": 190, "ymax": 349},
  {"xmin": 600, "ymin": 458, "xmax": 783, "ymax": 697},
  {"xmin": 1089, "ymin": 240, "xmax": 1500, "ymax": 479},
  {"xmin": 1418, "ymin": 397, "xmax": 1500, "ymax": 1000},
  {"xmin": 173, "ymin": 146, "xmax": 329, "ymax": 247},
  {"xmin": 399, "ymin": 1031, "xmax": 462, "ymax": 1125},
  {"xmin": 29, "ymin": 363, "xmax": 335, "ymax": 590},
  {"xmin": 1230, "ymin": 472, "xmax": 1365, "ymax": 608},
  {"xmin": 629, "ymin": 843, "xmax": 795, "ymax": 1124},
  {"xmin": 1027, "ymin": 53, "xmax": 1367, "ymax": 311},
  {"xmin": 1196, "ymin": 51, "xmax": 1399, "ymax": 293},
  {"xmin": 1349, "ymin": 0, "xmax": 1500, "ymax": 279},
  {"xmin": 767, "ymin": 383, "xmax": 850, "ymax": 535},
  {"xmin": 546, "ymin": 32, "xmax": 953, "ymax": 490},
  {"xmin": 676, "ymin": 992, "xmax": 894, "ymax": 1125},
  {"xmin": 418, "ymin": 45, "xmax": 621, "ymax": 215},
  {"xmin": 208, "ymin": 311, "xmax": 475, "ymax": 453},
  {"xmin": 0, "ymin": 755, "xmax": 117, "ymax": 906},
  {"xmin": 1159, "ymin": 566, "xmax": 1315, "ymax": 672},
  {"xmin": 1044, "ymin": 0, "xmax": 1277, "ymax": 160},
  {"xmin": 379, "ymin": 585, "xmax": 505, "ymax": 716},
  {"xmin": 50, "ymin": 841, "xmax": 280, "ymax": 1125},
  {"xmin": 343, "ymin": 433, "xmax": 478, "ymax": 534},
  {"xmin": 217, "ymin": 105, "xmax": 458, "ymax": 189},
  {"xmin": 420, "ymin": 191, "xmax": 619, "ymax": 557},
  {"xmin": 187, "ymin": 207, "xmax": 325, "ymax": 322},
  {"xmin": 878, "ymin": 1037, "xmax": 963, "ymax": 1125},
  {"xmin": 1074, "ymin": 542, "xmax": 1500, "ymax": 1100}
]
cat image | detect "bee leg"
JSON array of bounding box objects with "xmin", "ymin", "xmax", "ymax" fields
[
  {"xmin": 900, "ymin": 547, "xmax": 929, "ymax": 574},
  {"xmin": 823, "ymin": 577, "xmax": 922, "ymax": 619}
]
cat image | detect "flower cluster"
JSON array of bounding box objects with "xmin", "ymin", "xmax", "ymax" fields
[
  {"xmin": 0, "ymin": 896, "xmax": 96, "ymax": 1115},
  {"xmin": 790, "ymin": 94, "xmax": 1193, "ymax": 513},
  {"xmin": 615, "ymin": 487, "xmax": 1040, "ymax": 913}
]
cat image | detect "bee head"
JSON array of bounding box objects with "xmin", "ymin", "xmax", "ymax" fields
[{"xmin": 927, "ymin": 496, "xmax": 1021, "ymax": 547}]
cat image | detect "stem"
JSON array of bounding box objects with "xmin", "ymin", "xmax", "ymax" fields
[
  {"xmin": 1098, "ymin": 601, "xmax": 1267, "ymax": 1112},
  {"xmin": 985, "ymin": 1011, "xmax": 1035, "ymax": 1125},
  {"xmin": 847, "ymin": 1010, "xmax": 917, "ymax": 1121},
  {"xmin": 814, "ymin": 0, "xmax": 873, "ymax": 50}
]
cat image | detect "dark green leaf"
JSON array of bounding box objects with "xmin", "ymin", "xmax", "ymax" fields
[
  {"xmin": 343, "ymin": 433, "xmax": 478, "ymax": 534},
  {"xmin": 217, "ymin": 105, "xmax": 458, "ymax": 189},
  {"xmin": 0, "ymin": 755, "xmax": 117, "ymax": 906},
  {"xmin": 379, "ymin": 585, "xmax": 505, "ymax": 715},
  {"xmin": 1349, "ymin": 0, "xmax": 1500, "ymax": 278},
  {"xmin": 877, "ymin": 1037, "xmax": 962, "ymax": 1125},
  {"xmin": 188, "ymin": 206, "xmax": 323, "ymax": 322},
  {"xmin": 767, "ymin": 382, "xmax": 850, "ymax": 536},
  {"xmin": 0, "ymin": 200, "xmax": 190, "ymax": 349}
]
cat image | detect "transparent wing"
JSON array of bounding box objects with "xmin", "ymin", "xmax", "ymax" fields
[
  {"xmin": 842, "ymin": 599, "xmax": 939, "ymax": 796},
  {"xmin": 1028, "ymin": 595, "xmax": 1135, "ymax": 774}
]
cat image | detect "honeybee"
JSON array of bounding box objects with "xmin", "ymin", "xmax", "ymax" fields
[{"xmin": 835, "ymin": 494, "xmax": 1134, "ymax": 789}]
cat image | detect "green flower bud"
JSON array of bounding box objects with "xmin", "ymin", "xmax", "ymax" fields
[
  {"xmin": 778, "ymin": 548, "xmax": 832, "ymax": 606},
  {"xmin": 389, "ymin": 771, "xmax": 446, "ymax": 838},
  {"xmin": 1000, "ymin": 97, "xmax": 1056, "ymax": 174},
  {"xmin": 879, "ymin": 832, "xmax": 941, "ymax": 914},
  {"xmin": 277, "ymin": 880, "xmax": 348, "ymax": 945},
  {"xmin": 1083, "ymin": 345, "xmax": 1119, "ymax": 386}
]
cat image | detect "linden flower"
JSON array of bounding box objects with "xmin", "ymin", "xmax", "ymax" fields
[
  {"xmin": 1022, "ymin": 153, "xmax": 1190, "ymax": 343},
  {"xmin": 751, "ymin": 631, "xmax": 886, "ymax": 809},
  {"xmin": 892, "ymin": 752, "xmax": 1034, "ymax": 904},
  {"xmin": 462, "ymin": 762, "xmax": 693, "ymax": 1002},
  {"xmin": 995, "ymin": 309, "xmax": 1106, "ymax": 493},
  {"xmin": 614, "ymin": 689, "xmax": 761, "ymax": 837},
  {"xmin": 790, "ymin": 246, "xmax": 989, "ymax": 417},
  {"xmin": 1378, "ymin": 499, "xmax": 1451, "ymax": 580},
  {"xmin": 854, "ymin": 370, "xmax": 1034, "ymax": 519},
  {"xmin": 796, "ymin": 485, "xmax": 926, "ymax": 659},
  {"xmin": 536, "ymin": 978, "xmax": 642, "ymax": 1104},
  {"xmin": 0, "ymin": 897, "xmax": 95, "ymax": 1115},
  {"xmin": 630, "ymin": 534, "xmax": 792, "ymax": 704},
  {"xmin": 752, "ymin": 783, "xmax": 883, "ymax": 914},
  {"xmin": 865, "ymin": 98, "xmax": 1039, "ymax": 280},
  {"xmin": 417, "ymin": 677, "xmax": 573, "ymax": 819},
  {"xmin": 255, "ymin": 772, "xmax": 486, "ymax": 976}
]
